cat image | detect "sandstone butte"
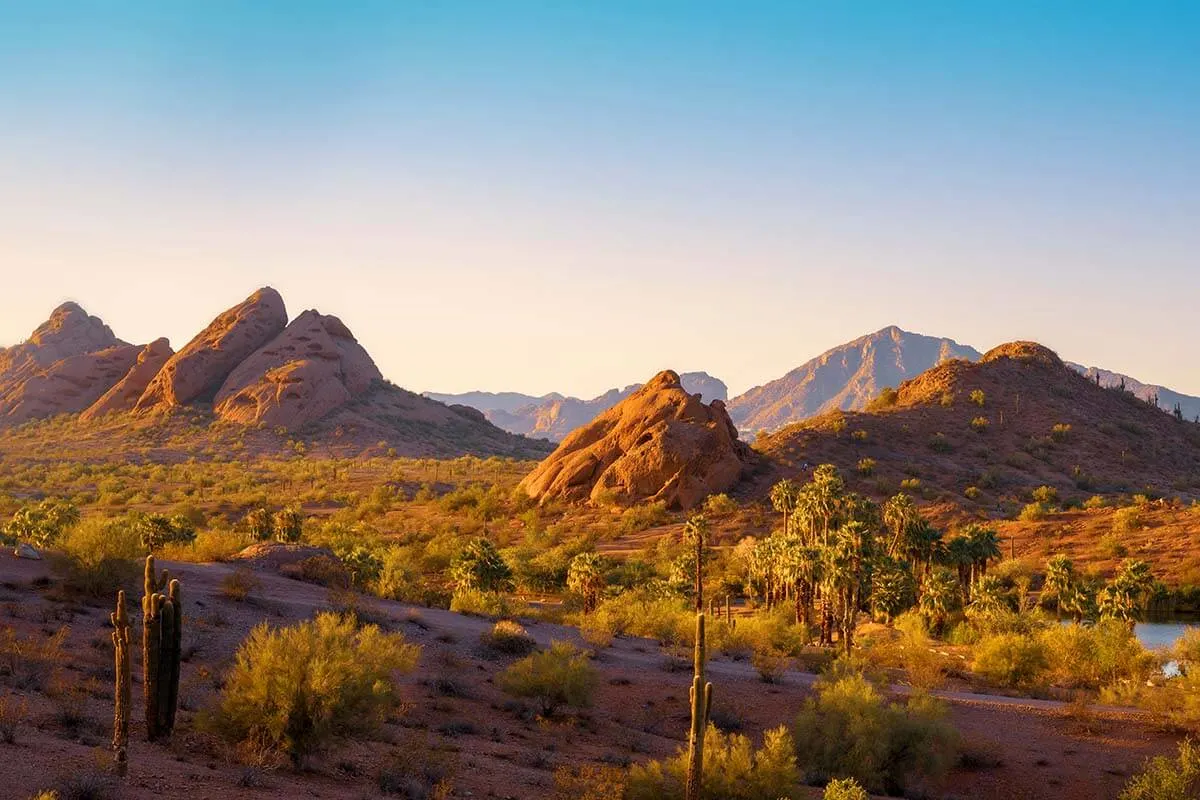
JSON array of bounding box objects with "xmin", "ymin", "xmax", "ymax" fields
[
  {"xmin": 135, "ymin": 287, "xmax": 288, "ymax": 411},
  {"xmin": 213, "ymin": 309, "xmax": 383, "ymax": 429},
  {"xmin": 518, "ymin": 369, "xmax": 754, "ymax": 510},
  {"xmin": 81, "ymin": 338, "xmax": 174, "ymax": 421}
]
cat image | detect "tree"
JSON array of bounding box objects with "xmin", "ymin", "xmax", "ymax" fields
[
  {"xmin": 1099, "ymin": 559, "xmax": 1156, "ymax": 624},
  {"xmin": 966, "ymin": 575, "xmax": 1010, "ymax": 619},
  {"xmin": 272, "ymin": 506, "xmax": 304, "ymax": 543},
  {"xmin": 566, "ymin": 552, "xmax": 609, "ymax": 613},
  {"xmin": 450, "ymin": 538, "xmax": 513, "ymax": 593},
  {"xmin": 870, "ymin": 557, "xmax": 915, "ymax": 624},
  {"xmin": 821, "ymin": 521, "xmax": 871, "ymax": 654},
  {"xmin": 1044, "ymin": 554, "xmax": 1075, "ymax": 619},
  {"xmin": 5, "ymin": 498, "xmax": 79, "ymax": 549},
  {"xmin": 134, "ymin": 513, "xmax": 196, "ymax": 553},
  {"xmin": 964, "ymin": 525, "xmax": 1001, "ymax": 582},
  {"xmin": 882, "ymin": 494, "xmax": 920, "ymax": 559},
  {"xmin": 918, "ymin": 568, "xmax": 961, "ymax": 635},
  {"xmin": 243, "ymin": 508, "xmax": 274, "ymax": 542},
  {"xmin": 769, "ymin": 479, "xmax": 800, "ymax": 537}
]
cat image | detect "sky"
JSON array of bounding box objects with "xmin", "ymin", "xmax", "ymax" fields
[{"xmin": 1, "ymin": 1, "xmax": 1198, "ymax": 399}]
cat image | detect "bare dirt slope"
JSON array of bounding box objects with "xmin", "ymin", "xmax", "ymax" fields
[{"xmin": 0, "ymin": 554, "xmax": 1178, "ymax": 800}]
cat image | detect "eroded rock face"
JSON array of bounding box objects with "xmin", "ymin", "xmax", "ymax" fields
[
  {"xmin": 518, "ymin": 370, "xmax": 753, "ymax": 510},
  {"xmin": 0, "ymin": 302, "xmax": 138, "ymax": 423},
  {"xmin": 81, "ymin": 338, "xmax": 174, "ymax": 421},
  {"xmin": 213, "ymin": 309, "xmax": 382, "ymax": 429},
  {"xmin": 136, "ymin": 288, "xmax": 288, "ymax": 411},
  {"xmin": 0, "ymin": 343, "xmax": 142, "ymax": 423}
]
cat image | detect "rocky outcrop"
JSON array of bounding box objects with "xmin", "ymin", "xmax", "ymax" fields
[
  {"xmin": 81, "ymin": 338, "xmax": 174, "ymax": 421},
  {"xmin": 213, "ymin": 310, "xmax": 382, "ymax": 428},
  {"xmin": 0, "ymin": 302, "xmax": 138, "ymax": 423},
  {"xmin": 518, "ymin": 370, "xmax": 752, "ymax": 509},
  {"xmin": 0, "ymin": 343, "xmax": 142, "ymax": 423},
  {"xmin": 135, "ymin": 288, "xmax": 288, "ymax": 411}
]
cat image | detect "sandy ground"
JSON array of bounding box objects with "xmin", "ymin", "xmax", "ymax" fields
[{"xmin": 0, "ymin": 554, "xmax": 1182, "ymax": 800}]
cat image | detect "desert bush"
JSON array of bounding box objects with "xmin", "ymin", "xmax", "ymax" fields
[
  {"xmin": 964, "ymin": 486, "xmax": 982, "ymax": 500},
  {"xmin": 1031, "ymin": 485, "xmax": 1059, "ymax": 504},
  {"xmin": 823, "ymin": 777, "xmax": 869, "ymax": 800},
  {"xmin": 899, "ymin": 478, "xmax": 921, "ymax": 492},
  {"xmin": 1120, "ymin": 738, "xmax": 1200, "ymax": 800},
  {"xmin": 627, "ymin": 724, "xmax": 800, "ymax": 800},
  {"xmin": 1084, "ymin": 495, "xmax": 1109, "ymax": 509},
  {"xmin": 1113, "ymin": 506, "xmax": 1144, "ymax": 534},
  {"xmin": 1040, "ymin": 619, "xmax": 1155, "ymax": 690},
  {"xmin": 496, "ymin": 640, "xmax": 596, "ymax": 717},
  {"xmin": 377, "ymin": 735, "xmax": 457, "ymax": 798},
  {"xmin": 0, "ymin": 690, "xmax": 27, "ymax": 743},
  {"xmin": 552, "ymin": 765, "xmax": 626, "ymax": 799},
  {"xmin": 969, "ymin": 389, "xmax": 986, "ymax": 406},
  {"xmin": 204, "ymin": 612, "xmax": 419, "ymax": 767},
  {"xmin": 703, "ymin": 493, "xmax": 738, "ymax": 515},
  {"xmin": 972, "ymin": 632, "xmax": 1050, "ymax": 690},
  {"xmin": 620, "ymin": 501, "xmax": 670, "ymax": 532},
  {"xmin": 928, "ymin": 433, "xmax": 953, "ymax": 453},
  {"xmin": 1018, "ymin": 502, "xmax": 1048, "ymax": 522},
  {"xmin": 867, "ymin": 387, "xmax": 899, "ymax": 410},
  {"xmin": 160, "ymin": 529, "xmax": 247, "ymax": 562},
  {"xmin": 970, "ymin": 416, "xmax": 990, "ymax": 433},
  {"xmin": 0, "ymin": 627, "xmax": 68, "ymax": 692},
  {"xmin": 856, "ymin": 458, "xmax": 876, "ymax": 477},
  {"xmin": 481, "ymin": 620, "xmax": 537, "ymax": 655},
  {"xmin": 219, "ymin": 568, "xmax": 260, "ymax": 602},
  {"xmin": 281, "ymin": 555, "xmax": 351, "ymax": 588},
  {"xmin": 450, "ymin": 589, "xmax": 517, "ymax": 618},
  {"xmin": 792, "ymin": 667, "xmax": 957, "ymax": 794},
  {"xmin": 449, "ymin": 538, "xmax": 513, "ymax": 592}
]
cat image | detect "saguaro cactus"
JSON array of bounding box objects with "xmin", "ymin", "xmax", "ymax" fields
[
  {"xmin": 141, "ymin": 556, "xmax": 181, "ymax": 741},
  {"xmin": 685, "ymin": 612, "xmax": 712, "ymax": 800},
  {"xmin": 110, "ymin": 590, "xmax": 131, "ymax": 776}
]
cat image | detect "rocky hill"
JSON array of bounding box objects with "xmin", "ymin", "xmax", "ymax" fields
[
  {"xmin": 728, "ymin": 326, "xmax": 981, "ymax": 435},
  {"xmin": 518, "ymin": 370, "xmax": 753, "ymax": 509},
  {"xmin": 749, "ymin": 341, "xmax": 1200, "ymax": 508},
  {"xmin": 428, "ymin": 371, "xmax": 728, "ymax": 441},
  {"xmin": 1067, "ymin": 362, "xmax": 1200, "ymax": 422},
  {"xmin": 0, "ymin": 290, "xmax": 549, "ymax": 458}
]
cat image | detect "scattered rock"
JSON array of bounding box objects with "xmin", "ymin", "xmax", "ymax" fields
[
  {"xmin": 14, "ymin": 543, "xmax": 41, "ymax": 560},
  {"xmin": 230, "ymin": 541, "xmax": 338, "ymax": 572}
]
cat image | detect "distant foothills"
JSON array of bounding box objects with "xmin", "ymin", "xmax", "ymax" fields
[{"xmin": 428, "ymin": 326, "xmax": 1200, "ymax": 440}]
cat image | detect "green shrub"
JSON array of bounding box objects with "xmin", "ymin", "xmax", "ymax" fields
[
  {"xmin": 627, "ymin": 724, "xmax": 800, "ymax": 800},
  {"xmin": 496, "ymin": 640, "xmax": 596, "ymax": 717},
  {"xmin": 703, "ymin": 493, "xmax": 738, "ymax": 515},
  {"xmin": 1083, "ymin": 495, "xmax": 1108, "ymax": 510},
  {"xmin": 1120, "ymin": 738, "xmax": 1200, "ymax": 800},
  {"xmin": 204, "ymin": 612, "xmax": 419, "ymax": 767},
  {"xmin": 972, "ymin": 632, "xmax": 1050, "ymax": 689},
  {"xmin": 792, "ymin": 668, "xmax": 957, "ymax": 794},
  {"xmin": 856, "ymin": 458, "xmax": 876, "ymax": 477},
  {"xmin": 1113, "ymin": 506, "xmax": 1144, "ymax": 534},
  {"xmin": 964, "ymin": 486, "xmax": 982, "ymax": 500},
  {"xmin": 1051, "ymin": 423, "xmax": 1072, "ymax": 443},
  {"xmin": 450, "ymin": 589, "xmax": 517, "ymax": 618},
  {"xmin": 481, "ymin": 620, "xmax": 537, "ymax": 655},
  {"xmin": 969, "ymin": 390, "xmax": 985, "ymax": 407},
  {"xmin": 823, "ymin": 777, "xmax": 869, "ymax": 800},
  {"xmin": 1031, "ymin": 485, "xmax": 1059, "ymax": 504},
  {"xmin": 1018, "ymin": 502, "xmax": 1048, "ymax": 522},
  {"xmin": 620, "ymin": 501, "xmax": 669, "ymax": 532},
  {"xmin": 899, "ymin": 478, "xmax": 921, "ymax": 492},
  {"xmin": 54, "ymin": 517, "xmax": 141, "ymax": 598},
  {"xmin": 970, "ymin": 416, "xmax": 990, "ymax": 433},
  {"xmin": 867, "ymin": 387, "xmax": 899, "ymax": 410}
]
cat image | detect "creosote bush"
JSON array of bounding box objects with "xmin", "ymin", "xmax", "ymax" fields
[
  {"xmin": 1120, "ymin": 738, "xmax": 1200, "ymax": 800},
  {"xmin": 496, "ymin": 640, "xmax": 596, "ymax": 717},
  {"xmin": 204, "ymin": 612, "xmax": 419, "ymax": 767},
  {"xmin": 627, "ymin": 724, "xmax": 800, "ymax": 800},
  {"xmin": 481, "ymin": 620, "xmax": 537, "ymax": 655}
]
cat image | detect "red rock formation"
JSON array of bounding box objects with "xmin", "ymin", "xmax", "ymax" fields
[
  {"xmin": 213, "ymin": 309, "xmax": 382, "ymax": 428},
  {"xmin": 518, "ymin": 370, "xmax": 753, "ymax": 510},
  {"xmin": 135, "ymin": 288, "xmax": 288, "ymax": 411},
  {"xmin": 81, "ymin": 338, "xmax": 174, "ymax": 421}
]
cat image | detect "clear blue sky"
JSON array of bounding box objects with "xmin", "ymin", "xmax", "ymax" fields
[{"xmin": 2, "ymin": 2, "xmax": 1197, "ymax": 397}]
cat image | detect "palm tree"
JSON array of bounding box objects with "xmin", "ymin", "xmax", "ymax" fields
[
  {"xmin": 918, "ymin": 568, "xmax": 961, "ymax": 636},
  {"xmin": 966, "ymin": 575, "xmax": 1010, "ymax": 619},
  {"xmin": 821, "ymin": 521, "xmax": 870, "ymax": 654},
  {"xmin": 1044, "ymin": 554, "xmax": 1075, "ymax": 619},
  {"xmin": 769, "ymin": 479, "xmax": 799, "ymax": 537},
  {"xmin": 566, "ymin": 552, "xmax": 609, "ymax": 613},
  {"xmin": 1098, "ymin": 559, "xmax": 1156, "ymax": 625},
  {"xmin": 965, "ymin": 525, "xmax": 1002, "ymax": 581},
  {"xmin": 943, "ymin": 535, "xmax": 976, "ymax": 601},
  {"xmin": 882, "ymin": 493, "xmax": 920, "ymax": 558}
]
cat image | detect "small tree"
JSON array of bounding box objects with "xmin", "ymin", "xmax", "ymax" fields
[
  {"xmin": 566, "ymin": 552, "xmax": 609, "ymax": 613},
  {"xmin": 272, "ymin": 506, "xmax": 304, "ymax": 543},
  {"xmin": 5, "ymin": 499, "xmax": 79, "ymax": 549},
  {"xmin": 450, "ymin": 538, "xmax": 513, "ymax": 593},
  {"xmin": 243, "ymin": 508, "xmax": 274, "ymax": 542}
]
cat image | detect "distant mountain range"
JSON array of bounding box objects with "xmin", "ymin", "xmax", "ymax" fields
[
  {"xmin": 425, "ymin": 372, "xmax": 728, "ymax": 442},
  {"xmin": 434, "ymin": 325, "xmax": 1200, "ymax": 439}
]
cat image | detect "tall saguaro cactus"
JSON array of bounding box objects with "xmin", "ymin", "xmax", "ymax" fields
[
  {"xmin": 685, "ymin": 612, "xmax": 712, "ymax": 800},
  {"xmin": 141, "ymin": 556, "xmax": 182, "ymax": 741},
  {"xmin": 110, "ymin": 590, "xmax": 131, "ymax": 776}
]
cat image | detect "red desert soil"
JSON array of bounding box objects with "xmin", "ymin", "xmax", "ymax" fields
[{"xmin": 0, "ymin": 554, "xmax": 1178, "ymax": 800}]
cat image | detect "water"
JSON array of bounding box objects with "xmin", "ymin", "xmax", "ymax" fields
[{"xmin": 1135, "ymin": 621, "xmax": 1197, "ymax": 677}]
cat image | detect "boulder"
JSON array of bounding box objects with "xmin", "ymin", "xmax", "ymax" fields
[
  {"xmin": 136, "ymin": 287, "xmax": 288, "ymax": 410},
  {"xmin": 213, "ymin": 309, "xmax": 382, "ymax": 429},
  {"xmin": 14, "ymin": 543, "xmax": 41, "ymax": 560},
  {"xmin": 518, "ymin": 370, "xmax": 753, "ymax": 510},
  {"xmin": 81, "ymin": 338, "xmax": 174, "ymax": 421},
  {"xmin": 230, "ymin": 541, "xmax": 338, "ymax": 571}
]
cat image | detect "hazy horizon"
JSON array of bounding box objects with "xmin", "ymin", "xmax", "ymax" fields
[{"xmin": 3, "ymin": 2, "xmax": 1198, "ymax": 399}]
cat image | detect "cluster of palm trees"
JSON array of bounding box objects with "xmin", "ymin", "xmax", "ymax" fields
[
  {"xmin": 746, "ymin": 467, "xmax": 1006, "ymax": 651},
  {"xmin": 1044, "ymin": 554, "xmax": 1158, "ymax": 624}
]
